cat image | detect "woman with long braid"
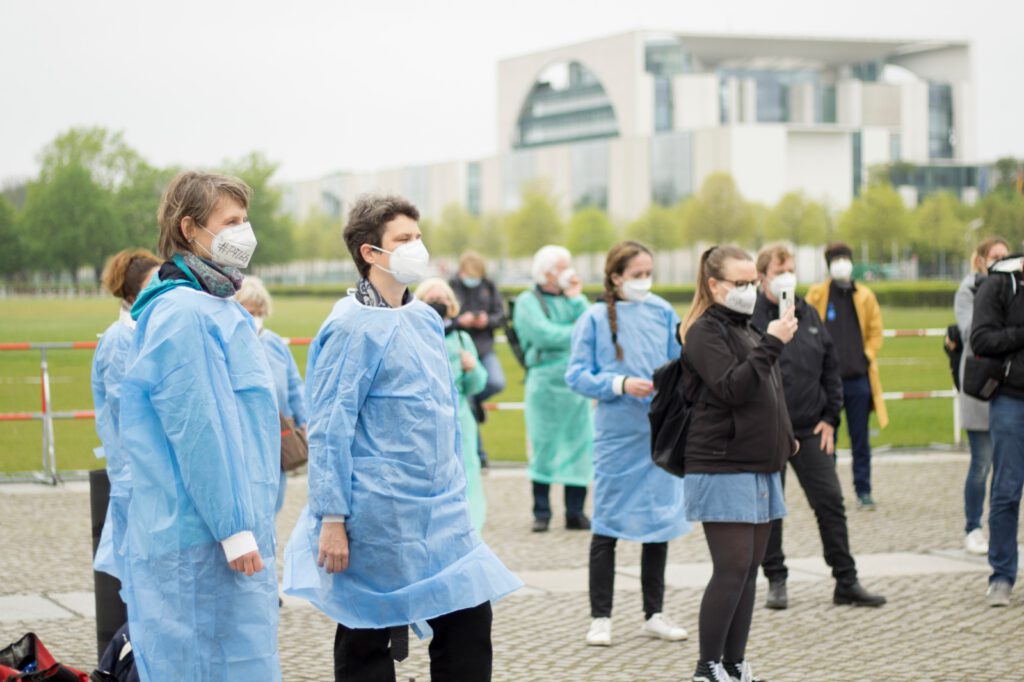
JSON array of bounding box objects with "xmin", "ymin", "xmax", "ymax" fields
[{"xmin": 566, "ymin": 241, "xmax": 691, "ymax": 648}]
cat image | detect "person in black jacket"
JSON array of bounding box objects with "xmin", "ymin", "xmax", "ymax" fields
[
  {"xmin": 970, "ymin": 254, "xmax": 1024, "ymax": 607},
  {"xmin": 754, "ymin": 244, "xmax": 886, "ymax": 611},
  {"xmin": 680, "ymin": 245, "xmax": 797, "ymax": 682},
  {"xmin": 450, "ymin": 251, "xmax": 507, "ymax": 467}
]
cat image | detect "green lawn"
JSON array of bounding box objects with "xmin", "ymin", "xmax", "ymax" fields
[{"xmin": 0, "ymin": 298, "xmax": 958, "ymax": 475}]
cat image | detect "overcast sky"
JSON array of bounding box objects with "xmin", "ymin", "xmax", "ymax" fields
[{"xmin": 2, "ymin": 0, "xmax": 1021, "ymax": 186}]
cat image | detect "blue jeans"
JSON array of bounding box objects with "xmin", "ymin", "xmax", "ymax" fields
[
  {"xmin": 533, "ymin": 481, "xmax": 587, "ymax": 521},
  {"xmin": 475, "ymin": 351, "xmax": 506, "ymax": 462},
  {"xmin": 965, "ymin": 430, "xmax": 994, "ymax": 534},
  {"xmin": 988, "ymin": 395, "xmax": 1024, "ymax": 586},
  {"xmin": 841, "ymin": 376, "xmax": 873, "ymax": 496}
]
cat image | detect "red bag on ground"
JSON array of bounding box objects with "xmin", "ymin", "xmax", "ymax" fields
[{"xmin": 0, "ymin": 633, "xmax": 88, "ymax": 682}]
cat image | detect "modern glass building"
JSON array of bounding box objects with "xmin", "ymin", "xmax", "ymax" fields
[{"xmin": 283, "ymin": 31, "xmax": 979, "ymax": 224}]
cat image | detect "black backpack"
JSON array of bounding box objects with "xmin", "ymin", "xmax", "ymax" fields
[
  {"xmin": 943, "ymin": 323, "xmax": 963, "ymax": 391},
  {"xmin": 505, "ymin": 288, "xmax": 551, "ymax": 370},
  {"xmin": 649, "ymin": 353, "xmax": 704, "ymax": 478}
]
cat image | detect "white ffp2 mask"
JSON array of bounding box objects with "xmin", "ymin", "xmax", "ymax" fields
[
  {"xmin": 200, "ymin": 222, "xmax": 258, "ymax": 268},
  {"xmin": 723, "ymin": 283, "xmax": 757, "ymax": 315},
  {"xmin": 829, "ymin": 259, "xmax": 853, "ymax": 282},
  {"xmin": 372, "ymin": 240, "xmax": 431, "ymax": 285},
  {"xmin": 622, "ymin": 278, "xmax": 652, "ymax": 302}
]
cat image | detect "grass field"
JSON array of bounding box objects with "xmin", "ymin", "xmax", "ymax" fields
[{"xmin": 0, "ymin": 297, "xmax": 957, "ymax": 475}]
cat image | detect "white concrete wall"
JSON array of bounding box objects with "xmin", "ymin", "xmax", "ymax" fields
[
  {"xmin": 789, "ymin": 83, "xmax": 815, "ymax": 125},
  {"xmin": 861, "ymin": 127, "xmax": 893, "ymax": 168},
  {"xmin": 428, "ymin": 161, "xmax": 468, "ymax": 218},
  {"xmin": 728, "ymin": 125, "xmax": 788, "ymax": 205},
  {"xmin": 785, "ymin": 130, "xmax": 853, "ymax": 207},
  {"xmin": 899, "ymin": 81, "xmax": 930, "ymax": 161},
  {"xmin": 692, "ymin": 127, "xmax": 732, "ymax": 187},
  {"xmin": 861, "ymin": 83, "xmax": 902, "ymax": 127},
  {"xmin": 672, "ymin": 74, "xmax": 720, "ymax": 129},
  {"xmin": 952, "ymin": 81, "xmax": 977, "ymax": 161},
  {"xmin": 496, "ymin": 31, "xmax": 649, "ymax": 153},
  {"xmin": 479, "ymin": 156, "xmax": 504, "ymax": 216},
  {"xmin": 532, "ymin": 145, "xmax": 573, "ymax": 215},
  {"xmin": 836, "ymin": 79, "xmax": 863, "ymax": 127},
  {"xmin": 607, "ymin": 136, "xmax": 651, "ymax": 222}
]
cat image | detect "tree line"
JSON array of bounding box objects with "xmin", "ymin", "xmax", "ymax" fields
[{"xmin": 2, "ymin": 126, "xmax": 1023, "ymax": 284}]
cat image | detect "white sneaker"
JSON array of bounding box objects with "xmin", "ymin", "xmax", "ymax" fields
[
  {"xmin": 641, "ymin": 612, "xmax": 688, "ymax": 641},
  {"xmin": 585, "ymin": 617, "xmax": 612, "ymax": 646},
  {"xmin": 965, "ymin": 528, "xmax": 988, "ymax": 555}
]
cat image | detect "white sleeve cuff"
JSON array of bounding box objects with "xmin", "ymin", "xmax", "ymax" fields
[
  {"xmin": 322, "ymin": 515, "xmax": 347, "ymax": 524},
  {"xmin": 612, "ymin": 376, "xmax": 627, "ymax": 395},
  {"xmin": 221, "ymin": 531, "xmax": 258, "ymax": 562}
]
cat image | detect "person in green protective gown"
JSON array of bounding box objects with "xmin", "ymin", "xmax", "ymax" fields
[
  {"xmin": 416, "ymin": 277, "xmax": 489, "ymax": 532},
  {"xmin": 514, "ymin": 245, "xmax": 594, "ymax": 533}
]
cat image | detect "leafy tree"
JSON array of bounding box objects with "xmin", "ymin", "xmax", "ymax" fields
[
  {"xmin": 837, "ymin": 181, "xmax": 911, "ymax": 263},
  {"xmin": 220, "ymin": 152, "xmax": 295, "ymax": 266},
  {"xmin": 626, "ymin": 204, "xmax": 682, "ymax": 250},
  {"xmin": 116, "ymin": 163, "xmax": 178, "ymax": 252},
  {"xmin": 477, "ymin": 213, "xmax": 506, "ymax": 259},
  {"xmin": 992, "ymin": 157, "xmax": 1022, "ymax": 195},
  {"xmin": 567, "ymin": 206, "xmax": 617, "ymax": 254},
  {"xmin": 0, "ymin": 195, "xmax": 24, "ymax": 279},
  {"xmin": 684, "ymin": 173, "xmax": 754, "ymax": 244},
  {"xmin": 294, "ymin": 208, "xmax": 347, "ymax": 260},
  {"xmin": 912, "ymin": 192, "xmax": 967, "ymax": 275},
  {"xmin": 433, "ymin": 203, "xmax": 482, "ymax": 256},
  {"xmin": 503, "ymin": 181, "xmax": 564, "ymax": 257},
  {"xmin": 979, "ymin": 191, "xmax": 1024, "ymax": 248},
  {"xmin": 20, "ymin": 164, "xmax": 121, "ymax": 282},
  {"xmin": 38, "ymin": 127, "xmax": 145, "ymax": 189},
  {"xmin": 764, "ymin": 191, "xmax": 830, "ymax": 245}
]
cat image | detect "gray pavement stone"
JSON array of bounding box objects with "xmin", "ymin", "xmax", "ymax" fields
[{"xmin": 3, "ymin": 453, "xmax": 1024, "ymax": 680}]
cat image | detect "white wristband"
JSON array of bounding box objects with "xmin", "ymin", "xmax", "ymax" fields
[
  {"xmin": 322, "ymin": 515, "xmax": 347, "ymax": 524},
  {"xmin": 221, "ymin": 531, "xmax": 258, "ymax": 562},
  {"xmin": 613, "ymin": 375, "xmax": 628, "ymax": 395}
]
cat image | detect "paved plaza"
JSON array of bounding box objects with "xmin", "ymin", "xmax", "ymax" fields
[{"xmin": 2, "ymin": 450, "xmax": 1023, "ymax": 680}]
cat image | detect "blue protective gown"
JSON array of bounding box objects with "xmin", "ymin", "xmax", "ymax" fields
[
  {"xmin": 259, "ymin": 328, "xmax": 307, "ymax": 513},
  {"xmin": 565, "ymin": 295, "xmax": 691, "ymax": 543},
  {"xmin": 120, "ymin": 286, "xmax": 282, "ymax": 682},
  {"xmin": 445, "ymin": 329, "xmax": 488, "ymax": 531},
  {"xmin": 514, "ymin": 290, "xmax": 594, "ymax": 486},
  {"xmin": 91, "ymin": 315, "xmax": 134, "ymax": 581},
  {"xmin": 283, "ymin": 295, "xmax": 521, "ymax": 630}
]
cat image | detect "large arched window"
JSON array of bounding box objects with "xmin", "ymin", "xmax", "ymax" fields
[{"xmin": 514, "ymin": 61, "xmax": 618, "ymax": 149}]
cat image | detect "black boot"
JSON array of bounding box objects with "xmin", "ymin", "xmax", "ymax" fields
[
  {"xmin": 566, "ymin": 514, "xmax": 591, "ymax": 530},
  {"xmin": 765, "ymin": 580, "xmax": 787, "ymax": 610},
  {"xmin": 531, "ymin": 518, "xmax": 550, "ymax": 533},
  {"xmin": 833, "ymin": 581, "xmax": 886, "ymax": 607}
]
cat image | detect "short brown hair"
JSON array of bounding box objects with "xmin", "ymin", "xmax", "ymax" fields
[
  {"xmin": 824, "ymin": 241, "xmax": 853, "ymax": 266},
  {"xmin": 756, "ymin": 243, "xmax": 794, "ymax": 275},
  {"xmin": 101, "ymin": 248, "xmax": 161, "ymax": 303},
  {"xmin": 157, "ymin": 171, "xmax": 251, "ymax": 259},
  {"xmin": 343, "ymin": 194, "xmax": 420, "ymax": 278}
]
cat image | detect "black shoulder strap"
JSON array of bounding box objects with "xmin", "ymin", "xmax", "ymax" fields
[{"xmin": 532, "ymin": 285, "xmax": 552, "ymax": 319}]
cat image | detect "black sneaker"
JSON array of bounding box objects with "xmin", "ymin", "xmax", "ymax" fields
[
  {"xmin": 531, "ymin": 518, "xmax": 550, "ymax": 533},
  {"xmin": 693, "ymin": 660, "xmax": 730, "ymax": 682},
  {"xmin": 723, "ymin": 659, "xmax": 766, "ymax": 681},
  {"xmin": 765, "ymin": 580, "xmax": 787, "ymax": 610},
  {"xmin": 566, "ymin": 514, "xmax": 591, "ymax": 530}
]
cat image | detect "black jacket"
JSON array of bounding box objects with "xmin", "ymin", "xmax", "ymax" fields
[
  {"xmin": 449, "ymin": 277, "xmax": 506, "ymax": 357},
  {"xmin": 682, "ymin": 304, "xmax": 795, "ymax": 474},
  {"xmin": 751, "ymin": 294, "xmax": 843, "ymax": 437},
  {"xmin": 971, "ymin": 265, "xmax": 1024, "ymax": 401}
]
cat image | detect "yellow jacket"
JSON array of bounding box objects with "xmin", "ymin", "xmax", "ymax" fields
[{"xmin": 805, "ymin": 280, "xmax": 888, "ymax": 429}]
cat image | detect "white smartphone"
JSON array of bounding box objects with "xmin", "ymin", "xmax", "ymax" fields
[{"xmin": 779, "ymin": 285, "xmax": 795, "ymax": 318}]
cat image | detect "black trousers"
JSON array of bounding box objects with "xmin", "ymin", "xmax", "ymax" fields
[
  {"xmin": 589, "ymin": 533, "xmax": 667, "ymax": 619},
  {"xmin": 762, "ymin": 432, "xmax": 858, "ymax": 585},
  {"xmin": 532, "ymin": 481, "xmax": 587, "ymax": 521},
  {"xmin": 333, "ymin": 602, "xmax": 493, "ymax": 682}
]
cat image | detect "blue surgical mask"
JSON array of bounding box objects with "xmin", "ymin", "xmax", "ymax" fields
[{"xmin": 461, "ymin": 276, "xmax": 482, "ymax": 288}]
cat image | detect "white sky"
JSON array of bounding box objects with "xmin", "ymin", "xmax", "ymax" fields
[{"xmin": 1, "ymin": 0, "xmax": 1021, "ymax": 186}]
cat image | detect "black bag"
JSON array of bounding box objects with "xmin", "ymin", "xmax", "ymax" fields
[
  {"xmin": 504, "ymin": 288, "xmax": 551, "ymax": 371},
  {"xmin": 649, "ymin": 355, "xmax": 700, "ymax": 478},
  {"xmin": 0, "ymin": 633, "xmax": 88, "ymax": 682},
  {"xmin": 962, "ymin": 354, "xmax": 1009, "ymax": 401},
  {"xmin": 943, "ymin": 323, "xmax": 963, "ymax": 391}
]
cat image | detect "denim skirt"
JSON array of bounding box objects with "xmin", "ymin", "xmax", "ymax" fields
[{"xmin": 684, "ymin": 472, "xmax": 786, "ymax": 524}]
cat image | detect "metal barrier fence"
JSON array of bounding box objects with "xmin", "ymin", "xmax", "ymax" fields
[{"xmin": 0, "ymin": 329, "xmax": 959, "ymax": 484}]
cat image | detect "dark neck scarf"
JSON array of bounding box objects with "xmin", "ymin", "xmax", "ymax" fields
[
  {"xmin": 356, "ymin": 278, "xmax": 411, "ymax": 309},
  {"xmin": 164, "ymin": 253, "xmax": 244, "ymax": 298}
]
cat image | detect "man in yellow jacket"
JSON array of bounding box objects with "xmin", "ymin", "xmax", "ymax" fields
[{"xmin": 806, "ymin": 242, "xmax": 888, "ymax": 511}]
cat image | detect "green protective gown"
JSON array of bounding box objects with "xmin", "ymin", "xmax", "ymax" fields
[
  {"xmin": 446, "ymin": 328, "xmax": 489, "ymax": 531},
  {"xmin": 513, "ymin": 289, "xmax": 594, "ymax": 487}
]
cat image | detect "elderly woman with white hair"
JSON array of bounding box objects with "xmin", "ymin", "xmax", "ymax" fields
[
  {"xmin": 513, "ymin": 245, "xmax": 594, "ymax": 533},
  {"xmin": 237, "ymin": 276, "xmax": 307, "ymax": 514}
]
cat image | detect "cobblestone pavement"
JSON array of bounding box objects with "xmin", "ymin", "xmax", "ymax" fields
[{"xmin": 2, "ymin": 451, "xmax": 1023, "ymax": 680}]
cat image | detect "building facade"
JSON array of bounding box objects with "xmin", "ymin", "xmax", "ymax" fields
[{"xmin": 283, "ymin": 30, "xmax": 979, "ymax": 224}]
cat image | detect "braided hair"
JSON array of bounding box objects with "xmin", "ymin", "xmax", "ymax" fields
[{"xmin": 603, "ymin": 240, "xmax": 653, "ymax": 361}]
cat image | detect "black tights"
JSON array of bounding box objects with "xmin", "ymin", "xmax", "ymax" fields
[{"xmin": 698, "ymin": 522, "xmax": 771, "ymax": 663}]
